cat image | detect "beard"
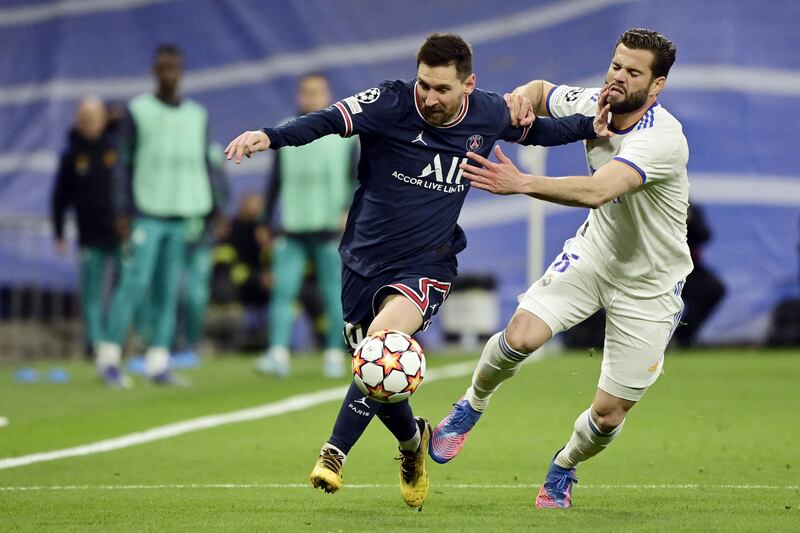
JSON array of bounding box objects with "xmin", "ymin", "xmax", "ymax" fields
[
  {"xmin": 420, "ymin": 102, "xmax": 460, "ymax": 126},
  {"xmin": 608, "ymin": 85, "xmax": 649, "ymax": 114}
]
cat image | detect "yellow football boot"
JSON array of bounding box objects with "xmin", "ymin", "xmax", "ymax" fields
[
  {"xmin": 396, "ymin": 417, "xmax": 431, "ymax": 509},
  {"xmin": 310, "ymin": 447, "xmax": 345, "ymax": 493}
]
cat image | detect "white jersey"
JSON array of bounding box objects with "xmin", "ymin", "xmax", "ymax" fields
[{"xmin": 546, "ymin": 85, "xmax": 693, "ymax": 297}]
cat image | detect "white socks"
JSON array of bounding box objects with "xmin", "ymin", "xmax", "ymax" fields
[
  {"xmin": 268, "ymin": 346, "xmax": 290, "ymax": 365},
  {"xmin": 145, "ymin": 346, "xmax": 170, "ymax": 376},
  {"xmin": 321, "ymin": 443, "xmax": 347, "ymax": 462},
  {"xmin": 323, "ymin": 348, "xmax": 344, "ymax": 378},
  {"xmin": 323, "ymin": 348, "xmax": 344, "ymax": 365},
  {"xmin": 398, "ymin": 425, "xmax": 421, "ymax": 452},
  {"xmin": 95, "ymin": 341, "xmax": 121, "ymax": 371},
  {"xmin": 464, "ymin": 331, "xmax": 530, "ymax": 412},
  {"xmin": 555, "ymin": 408, "xmax": 625, "ymax": 469}
]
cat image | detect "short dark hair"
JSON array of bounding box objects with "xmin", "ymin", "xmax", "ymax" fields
[
  {"xmin": 416, "ymin": 33, "xmax": 473, "ymax": 81},
  {"xmin": 154, "ymin": 43, "xmax": 182, "ymax": 62},
  {"xmin": 616, "ymin": 28, "xmax": 676, "ymax": 79}
]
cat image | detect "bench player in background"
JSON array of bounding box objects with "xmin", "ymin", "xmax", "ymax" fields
[
  {"xmin": 226, "ymin": 33, "xmax": 610, "ymax": 508},
  {"xmin": 430, "ymin": 28, "xmax": 692, "ymax": 509}
]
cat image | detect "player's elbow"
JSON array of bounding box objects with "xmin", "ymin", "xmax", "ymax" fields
[
  {"xmin": 583, "ymin": 191, "xmax": 611, "ymax": 209},
  {"xmin": 516, "ymin": 80, "xmax": 549, "ymax": 115},
  {"xmin": 584, "ymin": 183, "xmax": 624, "ymax": 209}
]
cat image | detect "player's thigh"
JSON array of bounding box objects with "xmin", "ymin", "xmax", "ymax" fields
[
  {"xmin": 372, "ymin": 270, "xmax": 453, "ymax": 334},
  {"xmin": 342, "ymin": 266, "xmax": 453, "ymax": 349},
  {"xmin": 369, "ymin": 293, "xmax": 423, "ymax": 335},
  {"xmin": 517, "ymin": 242, "xmax": 603, "ymax": 338},
  {"xmin": 600, "ymin": 286, "xmax": 684, "ymax": 396}
]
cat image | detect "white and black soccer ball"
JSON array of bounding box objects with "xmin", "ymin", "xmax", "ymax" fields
[{"xmin": 352, "ymin": 329, "xmax": 426, "ymax": 403}]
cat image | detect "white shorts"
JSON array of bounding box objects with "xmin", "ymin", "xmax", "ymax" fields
[{"xmin": 518, "ymin": 239, "xmax": 684, "ymax": 400}]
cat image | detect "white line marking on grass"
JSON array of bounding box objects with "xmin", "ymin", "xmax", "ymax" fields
[
  {"xmin": 1, "ymin": 483, "xmax": 797, "ymax": 492},
  {"xmin": 0, "ymin": 362, "xmax": 476, "ymax": 471},
  {"xmin": 0, "ymin": 416, "xmax": 8, "ymax": 428}
]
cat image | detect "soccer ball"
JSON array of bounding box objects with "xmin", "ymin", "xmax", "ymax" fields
[{"xmin": 352, "ymin": 329, "xmax": 426, "ymax": 403}]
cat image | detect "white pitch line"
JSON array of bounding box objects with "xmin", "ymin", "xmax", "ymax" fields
[
  {"xmin": 0, "ymin": 416, "xmax": 8, "ymax": 428},
  {"xmin": 0, "ymin": 362, "xmax": 475, "ymax": 471},
  {"xmin": 1, "ymin": 483, "xmax": 797, "ymax": 492}
]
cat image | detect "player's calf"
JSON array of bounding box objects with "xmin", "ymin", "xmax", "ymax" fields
[{"xmin": 536, "ymin": 407, "xmax": 625, "ymax": 509}]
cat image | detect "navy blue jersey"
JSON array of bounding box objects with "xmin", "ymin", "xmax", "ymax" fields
[{"xmin": 263, "ymin": 79, "xmax": 596, "ymax": 277}]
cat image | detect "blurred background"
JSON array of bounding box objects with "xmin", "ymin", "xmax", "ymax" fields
[{"xmin": 1, "ymin": 0, "xmax": 798, "ymax": 363}]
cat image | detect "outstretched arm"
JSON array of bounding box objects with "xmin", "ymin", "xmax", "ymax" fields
[
  {"xmin": 512, "ymin": 80, "xmax": 557, "ymax": 117},
  {"xmin": 511, "ymin": 87, "xmax": 612, "ymax": 146},
  {"xmin": 225, "ymin": 106, "xmax": 346, "ymax": 164},
  {"xmin": 460, "ymin": 145, "xmax": 641, "ymax": 208}
]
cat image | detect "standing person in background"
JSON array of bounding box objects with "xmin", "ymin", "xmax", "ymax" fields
[
  {"xmin": 51, "ymin": 96, "xmax": 119, "ymax": 358},
  {"xmin": 148, "ymin": 141, "xmax": 229, "ymax": 361},
  {"xmin": 673, "ymin": 203, "xmax": 725, "ymax": 347},
  {"xmin": 255, "ymin": 73, "xmax": 358, "ymax": 378},
  {"xmin": 95, "ymin": 44, "xmax": 216, "ymax": 387}
]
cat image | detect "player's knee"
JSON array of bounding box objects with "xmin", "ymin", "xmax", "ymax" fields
[
  {"xmin": 504, "ymin": 311, "xmax": 549, "ymax": 354},
  {"xmin": 590, "ymin": 405, "xmax": 628, "ymax": 434}
]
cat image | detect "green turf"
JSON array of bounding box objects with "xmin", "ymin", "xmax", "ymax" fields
[{"xmin": 1, "ymin": 349, "xmax": 798, "ymax": 531}]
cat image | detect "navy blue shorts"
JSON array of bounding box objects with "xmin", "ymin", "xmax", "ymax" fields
[{"xmin": 341, "ymin": 262, "xmax": 456, "ymax": 350}]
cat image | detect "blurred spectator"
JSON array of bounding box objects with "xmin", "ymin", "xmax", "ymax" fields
[
  {"xmin": 212, "ymin": 193, "xmax": 273, "ymax": 349},
  {"xmin": 674, "ymin": 203, "xmax": 726, "ymax": 347},
  {"xmin": 139, "ymin": 143, "xmax": 229, "ymax": 358},
  {"xmin": 211, "ymin": 193, "xmax": 330, "ymax": 352},
  {"xmin": 50, "ymin": 96, "xmax": 119, "ymax": 357},
  {"xmin": 255, "ymin": 73, "xmax": 357, "ymax": 378},
  {"xmin": 216, "ymin": 194, "xmax": 272, "ymax": 305},
  {"xmin": 765, "ymin": 214, "xmax": 800, "ymax": 346},
  {"xmin": 95, "ymin": 44, "xmax": 218, "ymax": 387},
  {"xmin": 174, "ymin": 142, "xmax": 230, "ymax": 356}
]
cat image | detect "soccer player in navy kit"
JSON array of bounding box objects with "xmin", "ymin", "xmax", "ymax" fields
[{"xmin": 226, "ymin": 33, "xmax": 609, "ymax": 508}]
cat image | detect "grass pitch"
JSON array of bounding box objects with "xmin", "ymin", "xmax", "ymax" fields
[{"xmin": 0, "ymin": 349, "xmax": 798, "ymax": 531}]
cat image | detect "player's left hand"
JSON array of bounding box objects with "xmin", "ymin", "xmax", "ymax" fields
[
  {"xmin": 225, "ymin": 130, "xmax": 270, "ymax": 164},
  {"xmin": 460, "ymin": 146, "xmax": 527, "ymax": 195},
  {"xmin": 503, "ymin": 93, "xmax": 535, "ymax": 127},
  {"xmin": 593, "ymin": 85, "xmax": 614, "ymax": 138}
]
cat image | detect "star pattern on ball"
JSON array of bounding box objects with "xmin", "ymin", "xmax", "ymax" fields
[{"xmin": 378, "ymin": 349, "xmax": 404, "ymax": 376}]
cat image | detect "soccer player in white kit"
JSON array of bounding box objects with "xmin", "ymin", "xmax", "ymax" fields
[{"xmin": 429, "ymin": 28, "xmax": 692, "ymax": 509}]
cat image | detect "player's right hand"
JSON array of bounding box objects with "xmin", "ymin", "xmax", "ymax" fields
[
  {"xmin": 503, "ymin": 93, "xmax": 535, "ymax": 127},
  {"xmin": 593, "ymin": 85, "xmax": 614, "ymax": 138},
  {"xmin": 225, "ymin": 130, "xmax": 270, "ymax": 164}
]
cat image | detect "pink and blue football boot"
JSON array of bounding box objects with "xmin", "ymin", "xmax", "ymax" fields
[{"xmin": 428, "ymin": 398, "xmax": 482, "ymax": 464}]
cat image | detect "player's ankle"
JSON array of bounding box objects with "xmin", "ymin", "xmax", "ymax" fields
[{"xmin": 321, "ymin": 443, "xmax": 347, "ymax": 462}]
